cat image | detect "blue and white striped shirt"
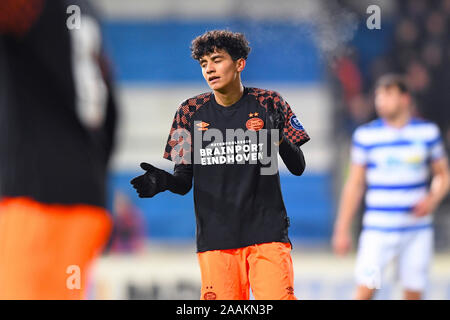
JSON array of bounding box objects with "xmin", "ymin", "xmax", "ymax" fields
[{"xmin": 351, "ymin": 118, "xmax": 445, "ymax": 232}]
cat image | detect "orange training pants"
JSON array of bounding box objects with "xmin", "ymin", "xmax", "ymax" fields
[
  {"xmin": 0, "ymin": 197, "xmax": 112, "ymax": 299},
  {"xmin": 197, "ymin": 242, "xmax": 297, "ymax": 300}
]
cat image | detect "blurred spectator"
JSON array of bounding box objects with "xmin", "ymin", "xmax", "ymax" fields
[
  {"xmin": 109, "ymin": 191, "xmax": 146, "ymax": 254},
  {"xmin": 331, "ymin": 48, "xmax": 374, "ymax": 134},
  {"xmin": 334, "ymin": 50, "xmax": 363, "ymax": 103}
]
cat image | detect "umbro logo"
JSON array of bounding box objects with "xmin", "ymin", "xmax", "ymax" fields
[{"xmin": 196, "ymin": 121, "xmax": 210, "ymax": 131}]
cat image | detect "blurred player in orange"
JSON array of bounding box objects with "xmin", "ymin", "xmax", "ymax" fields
[
  {"xmin": 131, "ymin": 30, "xmax": 310, "ymax": 300},
  {"xmin": 332, "ymin": 74, "xmax": 450, "ymax": 300},
  {"xmin": 0, "ymin": 0, "xmax": 117, "ymax": 299}
]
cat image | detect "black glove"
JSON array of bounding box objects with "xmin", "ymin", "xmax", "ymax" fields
[
  {"xmin": 130, "ymin": 162, "xmax": 170, "ymax": 198},
  {"xmin": 266, "ymin": 99, "xmax": 285, "ymax": 143}
]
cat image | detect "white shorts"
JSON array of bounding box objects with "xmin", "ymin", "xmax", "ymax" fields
[{"xmin": 355, "ymin": 227, "xmax": 433, "ymax": 292}]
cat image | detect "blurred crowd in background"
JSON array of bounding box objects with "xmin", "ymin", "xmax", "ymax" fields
[{"xmin": 333, "ymin": 0, "xmax": 450, "ymax": 148}]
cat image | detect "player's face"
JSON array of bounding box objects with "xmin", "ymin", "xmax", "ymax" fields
[
  {"xmin": 199, "ymin": 49, "xmax": 245, "ymax": 91},
  {"xmin": 374, "ymin": 86, "xmax": 408, "ymax": 119}
]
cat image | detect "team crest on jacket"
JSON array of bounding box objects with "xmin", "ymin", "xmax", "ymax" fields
[{"xmin": 246, "ymin": 113, "xmax": 264, "ymax": 131}]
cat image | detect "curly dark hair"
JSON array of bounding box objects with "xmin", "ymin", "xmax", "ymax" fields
[{"xmin": 190, "ymin": 30, "xmax": 251, "ymax": 61}]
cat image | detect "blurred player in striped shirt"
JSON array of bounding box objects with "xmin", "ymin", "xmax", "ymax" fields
[{"xmin": 332, "ymin": 74, "xmax": 450, "ymax": 300}]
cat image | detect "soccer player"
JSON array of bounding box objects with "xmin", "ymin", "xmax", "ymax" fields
[
  {"xmin": 332, "ymin": 74, "xmax": 450, "ymax": 300},
  {"xmin": 0, "ymin": 0, "xmax": 117, "ymax": 299},
  {"xmin": 131, "ymin": 30, "xmax": 310, "ymax": 300}
]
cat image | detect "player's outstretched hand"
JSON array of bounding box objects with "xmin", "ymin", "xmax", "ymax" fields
[{"xmin": 130, "ymin": 162, "xmax": 169, "ymax": 198}]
